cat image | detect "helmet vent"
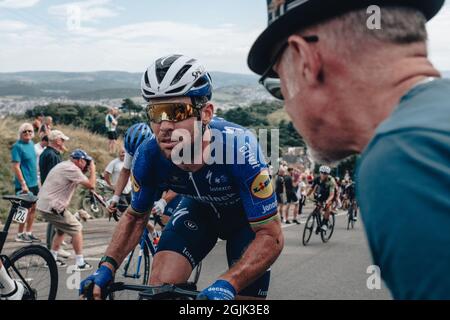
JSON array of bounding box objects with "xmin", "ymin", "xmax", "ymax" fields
[
  {"xmin": 171, "ymin": 65, "xmax": 191, "ymax": 86},
  {"xmin": 144, "ymin": 71, "xmax": 150, "ymax": 87},
  {"xmin": 166, "ymin": 85, "xmax": 186, "ymax": 95},
  {"xmin": 193, "ymin": 75, "xmax": 207, "ymax": 88}
]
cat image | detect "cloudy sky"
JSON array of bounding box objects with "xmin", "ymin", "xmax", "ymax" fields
[{"xmin": 0, "ymin": 0, "xmax": 449, "ymax": 74}]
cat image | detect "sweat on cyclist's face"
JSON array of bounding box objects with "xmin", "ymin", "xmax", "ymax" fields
[{"xmin": 149, "ymin": 96, "xmax": 205, "ymax": 160}]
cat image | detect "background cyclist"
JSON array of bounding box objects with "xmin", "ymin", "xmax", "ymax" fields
[{"xmin": 307, "ymin": 166, "xmax": 336, "ymax": 231}]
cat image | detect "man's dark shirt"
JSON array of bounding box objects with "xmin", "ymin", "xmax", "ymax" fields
[
  {"xmin": 284, "ymin": 175, "xmax": 294, "ymax": 194},
  {"xmin": 275, "ymin": 175, "xmax": 284, "ymax": 194},
  {"xmin": 39, "ymin": 146, "xmax": 62, "ymax": 184}
]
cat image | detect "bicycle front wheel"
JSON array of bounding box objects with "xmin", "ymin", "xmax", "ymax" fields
[
  {"xmin": 321, "ymin": 213, "xmax": 336, "ymax": 243},
  {"xmin": 82, "ymin": 197, "xmax": 104, "ymax": 218},
  {"xmin": 4, "ymin": 245, "xmax": 58, "ymax": 300},
  {"xmin": 302, "ymin": 213, "xmax": 315, "ymax": 246},
  {"xmin": 111, "ymin": 243, "xmax": 151, "ymax": 300}
]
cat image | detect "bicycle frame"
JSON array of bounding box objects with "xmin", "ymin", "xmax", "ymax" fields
[
  {"xmin": 0, "ymin": 201, "xmax": 23, "ymax": 253},
  {"xmin": 121, "ymin": 227, "xmax": 156, "ymax": 279},
  {"xmin": 310, "ymin": 202, "xmax": 325, "ymax": 231},
  {"xmin": 1, "ymin": 196, "xmax": 58, "ymax": 300}
]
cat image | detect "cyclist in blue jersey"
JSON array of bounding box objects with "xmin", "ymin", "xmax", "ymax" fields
[
  {"xmin": 107, "ymin": 122, "xmax": 153, "ymax": 215},
  {"xmin": 107, "ymin": 122, "xmax": 179, "ymax": 224},
  {"xmin": 80, "ymin": 55, "xmax": 283, "ymax": 300}
]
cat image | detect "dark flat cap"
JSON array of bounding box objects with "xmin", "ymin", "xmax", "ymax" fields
[{"xmin": 248, "ymin": 0, "xmax": 445, "ymax": 76}]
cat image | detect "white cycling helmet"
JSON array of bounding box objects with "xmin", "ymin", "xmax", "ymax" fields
[
  {"xmin": 141, "ymin": 54, "xmax": 213, "ymax": 103},
  {"xmin": 319, "ymin": 165, "xmax": 331, "ymax": 174}
]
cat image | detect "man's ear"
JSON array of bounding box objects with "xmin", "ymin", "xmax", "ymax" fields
[
  {"xmin": 286, "ymin": 34, "xmax": 322, "ymax": 85},
  {"xmin": 202, "ymin": 103, "xmax": 214, "ymax": 124}
]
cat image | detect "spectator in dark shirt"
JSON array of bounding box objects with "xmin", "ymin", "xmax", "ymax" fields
[
  {"xmin": 40, "ymin": 130, "xmax": 69, "ymax": 184},
  {"xmin": 284, "ymin": 168, "xmax": 300, "ymax": 224},
  {"xmin": 275, "ymin": 168, "xmax": 286, "ymax": 221}
]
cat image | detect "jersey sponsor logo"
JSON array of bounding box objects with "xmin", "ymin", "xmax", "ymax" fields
[
  {"xmin": 130, "ymin": 174, "xmax": 140, "ymax": 193},
  {"xmin": 239, "ymin": 142, "xmax": 260, "ymax": 169},
  {"xmin": 188, "ymin": 193, "xmax": 238, "ymax": 204},
  {"xmin": 258, "ymin": 289, "xmax": 268, "ymax": 297},
  {"xmin": 209, "ymin": 186, "xmax": 232, "ymax": 192},
  {"xmin": 182, "ymin": 247, "xmax": 196, "ymax": 266},
  {"xmin": 206, "ymin": 170, "xmax": 228, "ymax": 186},
  {"xmin": 184, "ymin": 220, "xmax": 198, "ymax": 231},
  {"xmin": 251, "ymin": 169, "xmax": 273, "ymax": 200},
  {"xmin": 262, "ymin": 200, "xmax": 277, "ymax": 215},
  {"xmin": 172, "ymin": 207, "xmax": 190, "ymax": 226}
]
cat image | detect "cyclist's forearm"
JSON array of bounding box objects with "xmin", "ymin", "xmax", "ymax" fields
[
  {"xmin": 113, "ymin": 168, "xmax": 131, "ymax": 197},
  {"xmin": 219, "ymin": 220, "xmax": 284, "ymax": 293},
  {"xmin": 104, "ymin": 209, "xmax": 149, "ymax": 269}
]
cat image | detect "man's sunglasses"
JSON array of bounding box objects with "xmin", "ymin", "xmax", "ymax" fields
[
  {"xmin": 146, "ymin": 102, "xmax": 202, "ymax": 124},
  {"xmin": 22, "ymin": 130, "xmax": 33, "ymax": 134},
  {"xmin": 259, "ymin": 35, "xmax": 319, "ymax": 100}
]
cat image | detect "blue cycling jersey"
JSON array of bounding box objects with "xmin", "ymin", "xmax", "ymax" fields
[{"xmin": 130, "ymin": 118, "xmax": 278, "ymax": 225}]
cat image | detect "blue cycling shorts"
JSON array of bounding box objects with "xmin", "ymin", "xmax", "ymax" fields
[
  {"xmin": 163, "ymin": 194, "xmax": 183, "ymax": 217},
  {"xmin": 156, "ymin": 196, "xmax": 271, "ymax": 298}
]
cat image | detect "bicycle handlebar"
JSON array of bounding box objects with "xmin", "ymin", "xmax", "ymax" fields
[{"xmin": 103, "ymin": 282, "xmax": 200, "ymax": 300}]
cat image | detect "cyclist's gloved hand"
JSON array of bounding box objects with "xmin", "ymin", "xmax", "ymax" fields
[
  {"xmin": 151, "ymin": 198, "xmax": 167, "ymax": 216},
  {"xmin": 107, "ymin": 196, "xmax": 121, "ymax": 220},
  {"xmin": 197, "ymin": 280, "xmax": 236, "ymax": 300},
  {"xmin": 79, "ymin": 265, "xmax": 113, "ymax": 300}
]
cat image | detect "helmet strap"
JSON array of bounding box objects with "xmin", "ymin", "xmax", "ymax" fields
[{"xmin": 190, "ymin": 96, "xmax": 209, "ymax": 135}]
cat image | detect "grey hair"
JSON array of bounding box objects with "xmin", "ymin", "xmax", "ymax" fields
[
  {"xmin": 18, "ymin": 122, "xmax": 34, "ymax": 140},
  {"xmin": 301, "ymin": 6, "xmax": 427, "ymax": 51}
]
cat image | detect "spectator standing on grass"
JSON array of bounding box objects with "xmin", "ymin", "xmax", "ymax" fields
[
  {"xmin": 11, "ymin": 123, "xmax": 41, "ymax": 243},
  {"xmin": 105, "ymin": 107, "xmax": 119, "ymax": 154},
  {"xmin": 39, "ymin": 129, "xmax": 72, "ymax": 259},
  {"xmin": 103, "ymin": 147, "xmax": 132, "ymax": 204},
  {"xmin": 32, "ymin": 114, "xmax": 43, "ymax": 134},
  {"xmin": 39, "ymin": 116, "xmax": 53, "ymax": 139},
  {"xmin": 36, "ymin": 149, "xmax": 96, "ymax": 270},
  {"xmin": 39, "ymin": 130, "xmax": 69, "ymax": 184}
]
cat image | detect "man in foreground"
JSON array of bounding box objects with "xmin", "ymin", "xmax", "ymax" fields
[{"xmin": 248, "ymin": 0, "xmax": 450, "ymax": 299}]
